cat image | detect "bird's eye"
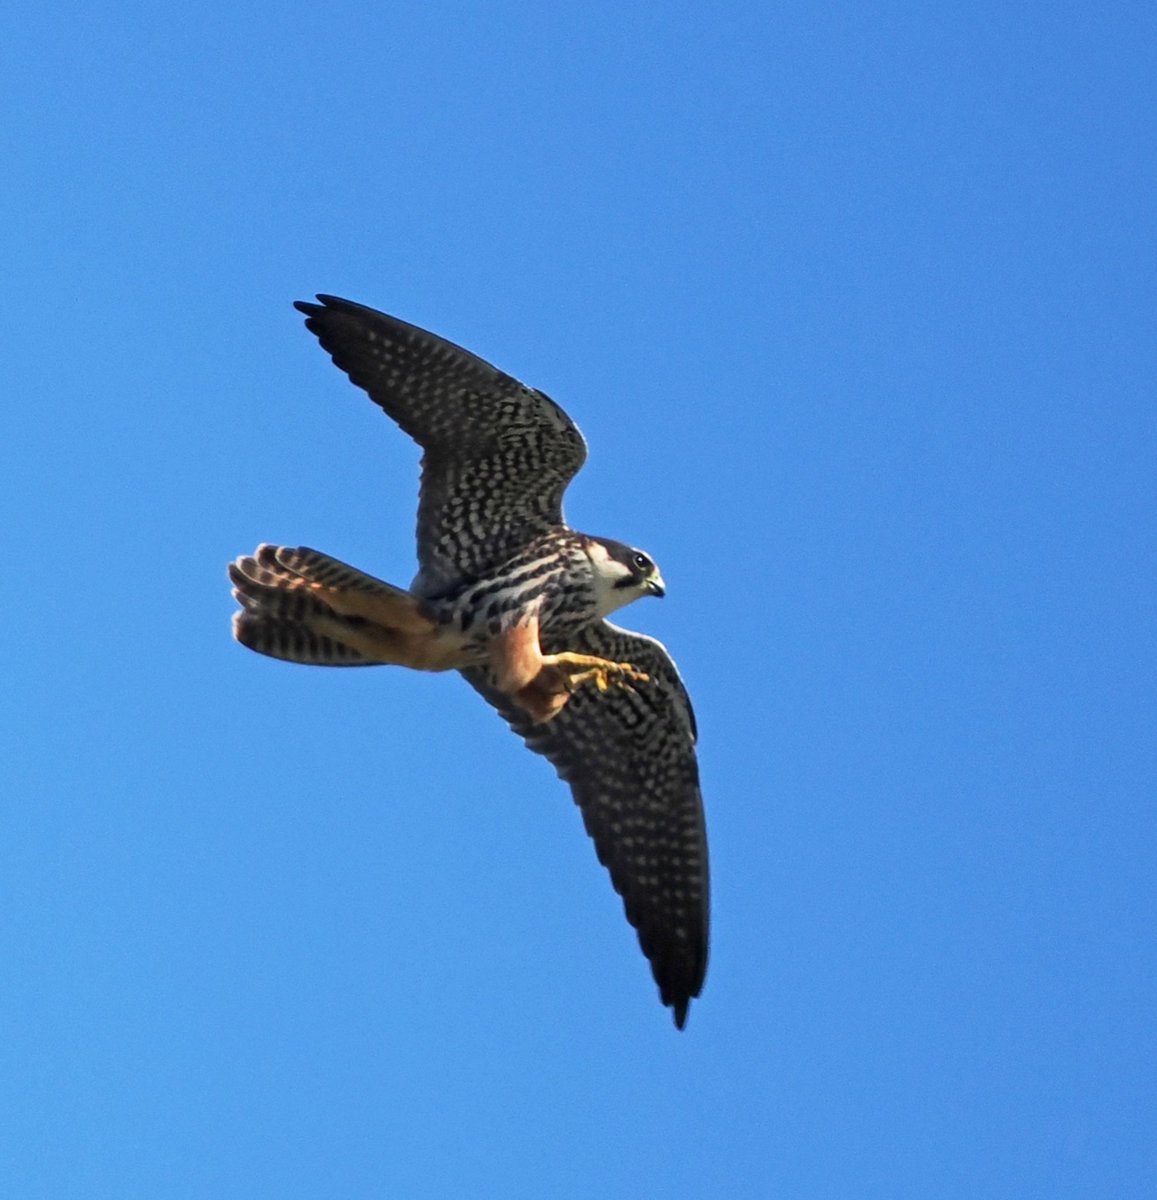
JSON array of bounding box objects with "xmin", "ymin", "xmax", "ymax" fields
[{"xmin": 632, "ymin": 552, "xmax": 650, "ymax": 572}]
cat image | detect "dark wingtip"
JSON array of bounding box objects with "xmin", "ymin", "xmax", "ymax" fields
[
  {"xmin": 294, "ymin": 294, "xmax": 361, "ymax": 313},
  {"xmin": 293, "ymin": 297, "xmax": 326, "ymax": 320},
  {"xmin": 295, "ymin": 295, "xmax": 382, "ymax": 334},
  {"xmin": 672, "ymin": 999, "xmax": 689, "ymax": 1030}
]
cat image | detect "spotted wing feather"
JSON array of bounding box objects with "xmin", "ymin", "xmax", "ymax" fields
[
  {"xmin": 294, "ymin": 296, "xmax": 588, "ymax": 593},
  {"xmin": 462, "ymin": 622, "xmax": 709, "ymax": 1028}
]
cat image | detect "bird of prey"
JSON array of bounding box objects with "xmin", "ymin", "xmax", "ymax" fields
[{"xmin": 229, "ymin": 296, "xmax": 708, "ymax": 1027}]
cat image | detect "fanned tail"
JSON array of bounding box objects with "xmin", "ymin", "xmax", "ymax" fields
[{"xmin": 229, "ymin": 544, "xmax": 442, "ymax": 667}]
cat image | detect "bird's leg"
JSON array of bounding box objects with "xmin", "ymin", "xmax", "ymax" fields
[
  {"xmin": 540, "ymin": 651, "xmax": 650, "ymax": 695},
  {"xmin": 508, "ymin": 653, "xmax": 649, "ymax": 725},
  {"xmin": 488, "ymin": 621, "xmax": 649, "ymax": 723},
  {"xmin": 488, "ymin": 618, "xmax": 573, "ymax": 723}
]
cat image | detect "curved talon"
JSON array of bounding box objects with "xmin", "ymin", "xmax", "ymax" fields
[{"xmin": 543, "ymin": 652, "xmax": 650, "ymax": 697}]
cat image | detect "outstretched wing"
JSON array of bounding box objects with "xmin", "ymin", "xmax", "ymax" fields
[
  {"xmin": 462, "ymin": 622, "xmax": 709, "ymax": 1028},
  {"xmin": 294, "ymin": 296, "xmax": 588, "ymax": 593}
]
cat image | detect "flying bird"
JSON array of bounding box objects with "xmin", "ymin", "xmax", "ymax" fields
[{"xmin": 229, "ymin": 296, "xmax": 709, "ymax": 1027}]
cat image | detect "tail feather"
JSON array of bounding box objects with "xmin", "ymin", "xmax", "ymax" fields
[
  {"xmin": 269, "ymin": 546, "xmax": 406, "ymax": 596},
  {"xmin": 229, "ymin": 561, "xmax": 331, "ymax": 622},
  {"xmin": 229, "ymin": 544, "xmax": 451, "ymax": 669},
  {"xmin": 232, "ymin": 610, "xmax": 374, "ymax": 666},
  {"xmin": 233, "ymin": 544, "xmax": 435, "ymax": 632}
]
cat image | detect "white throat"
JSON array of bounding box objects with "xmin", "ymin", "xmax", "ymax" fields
[{"xmin": 586, "ymin": 540, "xmax": 641, "ymax": 617}]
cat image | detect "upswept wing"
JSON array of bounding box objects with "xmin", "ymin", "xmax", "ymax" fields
[
  {"xmin": 463, "ymin": 622, "xmax": 709, "ymax": 1028},
  {"xmin": 295, "ymin": 296, "xmax": 588, "ymax": 593}
]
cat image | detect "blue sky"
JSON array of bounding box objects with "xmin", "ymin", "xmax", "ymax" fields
[{"xmin": 3, "ymin": 2, "xmax": 1154, "ymax": 1196}]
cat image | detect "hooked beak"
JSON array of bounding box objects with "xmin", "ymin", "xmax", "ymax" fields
[{"xmin": 647, "ymin": 574, "xmax": 666, "ymax": 599}]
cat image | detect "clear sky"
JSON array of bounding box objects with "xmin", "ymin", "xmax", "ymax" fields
[{"xmin": 3, "ymin": 3, "xmax": 1154, "ymax": 1196}]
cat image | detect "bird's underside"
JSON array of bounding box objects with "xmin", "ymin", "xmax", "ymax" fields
[
  {"xmin": 230, "ymin": 543, "xmax": 652, "ymax": 724},
  {"xmin": 229, "ymin": 295, "xmax": 709, "ymax": 1027}
]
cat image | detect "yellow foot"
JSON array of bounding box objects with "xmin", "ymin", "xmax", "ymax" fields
[{"xmin": 541, "ymin": 651, "xmax": 650, "ymax": 695}]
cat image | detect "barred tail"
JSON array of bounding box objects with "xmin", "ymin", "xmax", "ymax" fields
[
  {"xmin": 232, "ymin": 609, "xmax": 374, "ymax": 665},
  {"xmin": 228, "ymin": 544, "xmax": 436, "ymax": 667}
]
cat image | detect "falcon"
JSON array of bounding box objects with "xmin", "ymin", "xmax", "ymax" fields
[{"xmin": 229, "ymin": 296, "xmax": 709, "ymax": 1027}]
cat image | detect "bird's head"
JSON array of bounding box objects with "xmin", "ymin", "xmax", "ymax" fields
[{"xmin": 586, "ymin": 536, "xmax": 667, "ymax": 616}]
